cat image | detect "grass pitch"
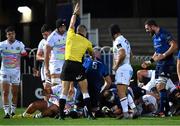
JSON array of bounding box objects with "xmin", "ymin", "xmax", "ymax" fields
[{"xmin": 0, "ymin": 108, "xmax": 179, "ymax": 125}]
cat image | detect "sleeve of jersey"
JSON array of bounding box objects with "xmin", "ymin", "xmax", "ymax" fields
[
  {"xmin": 20, "ymin": 43, "xmax": 28, "ymax": 56},
  {"xmin": 0, "ymin": 43, "xmax": 3, "ymax": 52},
  {"xmin": 102, "ymin": 64, "xmax": 109, "ymax": 77},
  {"xmin": 178, "ymin": 50, "xmax": 180, "ymax": 59},
  {"xmin": 67, "ymin": 28, "xmax": 75, "ymax": 38},
  {"xmin": 46, "ymin": 36, "xmax": 54, "ymax": 47},
  {"xmin": 38, "ymin": 40, "xmax": 43, "ymax": 50},
  {"xmin": 87, "ymin": 42, "xmax": 93, "ymax": 54},
  {"xmin": 164, "ymin": 32, "xmax": 174, "ymax": 43}
]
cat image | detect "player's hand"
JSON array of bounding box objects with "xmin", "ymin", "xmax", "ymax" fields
[
  {"xmin": 73, "ymin": 2, "xmax": 80, "ymax": 15},
  {"xmin": 68, "ymin": 88, "xmax": 74, "ymax": 98}
]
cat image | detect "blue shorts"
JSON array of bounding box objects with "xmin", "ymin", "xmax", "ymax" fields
[{"xmin": 155, "ymin": 65, "xmax": 175, "ymax": 79}]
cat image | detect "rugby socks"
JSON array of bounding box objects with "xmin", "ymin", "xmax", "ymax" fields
[
  {"xmin": 59, "ymin": 94, "xmax": 67, "ymax": 118},
  {"xmin": 59, "ymin": 99, "xmax": 66, "ymax": 117},
  {"xmin": 159, "ymin": 89, "xmax": 169, "ymax": 113},
  {"xmin": 127, "ymin": 94, "xmax": 136, "ymax": 109},
  {"xmin": 120, "ymin": 97, "xmax": 128, "ymax": 113},
  {"xmin": 3, "ymin": 104, "xmax": 10, "ymax": 115},
  {"xmin": 10, "ymin": 104, "xmax": 16, "ymax": 114},
  {"xmin": 83, "ymin": 93, "xmax": 93, "ymax": 117}
]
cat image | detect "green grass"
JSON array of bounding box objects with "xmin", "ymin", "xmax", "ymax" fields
[{"xmin": 0, "ymin": 108, "xmax": 180, "ymax": 125}]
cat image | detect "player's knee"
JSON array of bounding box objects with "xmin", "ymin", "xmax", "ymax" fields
[{"xmin": 2, "ymin": 90, "xmax": 9, "ymax": 97}]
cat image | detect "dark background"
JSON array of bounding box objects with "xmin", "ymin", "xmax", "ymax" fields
[{"xmin": 0, "ymin": 0, "xmax": 179, "ymax": 48}]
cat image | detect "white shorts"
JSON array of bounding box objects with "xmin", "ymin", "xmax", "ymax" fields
[
  {"xmin": 0, "ymin": 69, "xmax": 20, "ymax": 85},
  {"xmin": 142, "ymin": 94, "xmax": 158, "ymax": 112},
  {"xmin": 147, "ymin": 70, "xmax": 155, "ymax": 78},
  {"xmin": 49, "ymin": 60, "xmax": 64, "ymax": 75},
  {"xmin": 115, "ymin": 64, "xmax": 133, "ymax": 85}
]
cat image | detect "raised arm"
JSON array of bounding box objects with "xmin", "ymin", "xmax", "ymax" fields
[{"xmin": 69, "ymin": 2, "xmax": 80, "ymax": 29}]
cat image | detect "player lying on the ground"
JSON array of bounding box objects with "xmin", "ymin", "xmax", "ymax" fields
[{"xmin": 13, "ymin": 84, "xmax": 76, "ymax": 118}]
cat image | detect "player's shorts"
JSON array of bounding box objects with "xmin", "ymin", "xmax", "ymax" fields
[
  {"xmin": 142, "ymin": 94, "xmax": 158, "ymax": 111},
  {"xmin": 0, "ymin": 69, "xmax": 20, "ymax": 85},
  {"xmin": 49, "ymin": 60, "xmax": 64, "ymax": 75},
  {"xmin": 155, "ymin": 65, "xmax": 174, "ymax": 78},
  {"xmin": 115, "ymin": 64, "xmax": 133, "ymax": 85},
  {"xmin": 60, "ymin": 60, "xmax": 86, "ymax": 81},
  {"xmin": 147, "ymin": 70, "xmax": 155, "ymax": 78},
  {"xmin": 155, "ymin": 65, "xmax": 175, "ymax": 85}
]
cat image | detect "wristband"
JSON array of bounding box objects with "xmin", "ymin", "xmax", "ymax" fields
[{"xmin": 73, "ymin": 12, "xmax": 78, "ymax": 16}]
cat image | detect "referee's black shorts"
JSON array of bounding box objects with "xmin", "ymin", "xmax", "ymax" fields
[{"xmin": 60, "ymin": 60, "xmax": 86, "ymax": 81}]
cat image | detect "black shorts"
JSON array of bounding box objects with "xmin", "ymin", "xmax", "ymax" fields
[{"xmin": 60, "ymin": 60, "xmax": 86, "ymax": 81}]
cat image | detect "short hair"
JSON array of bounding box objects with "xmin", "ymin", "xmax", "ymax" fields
[
  {"xmin": 41, "ymin": 24, "xmax": 52, "ymax": 33},
  {"xmin": 109, "ymin": 24, "xmax": 121, "ymax": 37},
  {"xmin": 77, "ymin": 25, "xmax": 87, "ymax": 36},
  {"xmin": 5, "ymin": 26, "xmax": 15, "ymax": 33},
  {"xmin": 56, "ymin": 18, "xmax": 66, "ymax": 28},
  {"xmin": 144, "ymin": 19, "xmax": 158, "ymax": 26}
]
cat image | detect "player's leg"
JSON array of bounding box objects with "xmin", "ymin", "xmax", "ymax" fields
[
  {"xmin": 10, "ymin": 70, "xmax": 21, "ymax": 116},
  {"xmin": 115, "ymin": 65, "xmax": 134, "ymax": 119},
  {"xmin": 155, "ymin": 66, "xmax": 171, "ymax": 117},
  {"xmin": 10, "ymin": 85, "xmax": 19, "ymax": 116},
  {"xmin": 49, "ymin": 61, "xmax": 63, "ymax": 85},
  {"xmin": 58, "ymin": 81, "xmax": 70, "ymax": 119},
  {"xmin": 23, "ymin": 100, "xmax": 48, "ymax": 116},
  {"xmin": 117, "ymin": 84, "xmax": 129, "ymax": 118},
  {"xmin": 2, "ymin": 83, "xmax": 10, "ymax": 118},
  {"xmin": 0, "ymin": 72, "xmax": 11, "ymax": 118},
  {"xmin": 41, "ymin": 104, "xmax": 59, "ymax": 118},
  {"xmin": 78, "ymin": 79, "xmax": 94, "ymax": 119}
]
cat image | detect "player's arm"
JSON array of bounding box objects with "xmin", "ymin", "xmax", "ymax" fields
[
  {"xmin": 113, "ymin": 48, "xmax": 126, "ymax": 71},
  {"xmin": 44, "ymin": 44, "xmax": 52, "ymax": 78},
  {"xmin": 36, "ymin": 49, "xmax": 44, "ymax": 61},
  {"xmin": 20, "ymin": 43, "xmax": 28, "ymax": 56},
  {"xmin": 100, "ymin": 75, "xmax": 112, "ymax": 93},
  {"xmin": 69, "ymin": 2, "xmax": 80, "ymax": 29},
  {"xmin": 162, "ymin": 40, "xmax": 177, "ymax": 58},
  {"xmin": 130, "ymin": 51, "xmax": 134, "ymax": 63},
  {"xmin": 177, "ymin": 58, "xmax": 180, "ymax": 82},
  {"xmin": 142, "ymin": 52, "xmax": 156, "ymax": 68}
]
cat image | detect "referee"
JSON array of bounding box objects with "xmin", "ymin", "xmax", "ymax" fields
[{"xmin": 57, "ymin": 2, "xmax": 94, "ymax": 120}]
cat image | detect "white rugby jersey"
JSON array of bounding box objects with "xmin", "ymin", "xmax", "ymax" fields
[
  {"xmin": 113, "ymin": 35, "xmax": 131, "ymax": 65},
  {"xmin": 46, "ymin": 30, "xmax": 66, "ymax": 62},
  {"xmin": 142, "ymin": 94, "xmax": 158, "ymax": 111},
  {"xmin": 0, "ymin": 40, "xmax": 26, "ymax": 70},
  {"xmin": 37, "ymin": 39, "xmax": 46, "ymax": 53},
  {"xmin": 49, "ymin": 84, "xmax": 76, "ymax": 105}
]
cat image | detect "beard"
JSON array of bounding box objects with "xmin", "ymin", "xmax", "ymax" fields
[{"xmin": 148, "ymin": 30, "xmax": 155, "ymax": 36}]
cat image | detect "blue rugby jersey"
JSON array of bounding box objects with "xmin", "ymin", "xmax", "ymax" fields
[
  {"xmin": 178, "ymin": 50, "xmax": 180, "ymax": 60},
  {"xmin": 83, "ymin": 57, "xmax": 109, "ymax": 92},
  {"xmin": 152, "ymin": 28, "xmax": 175, "ymax": 66}
]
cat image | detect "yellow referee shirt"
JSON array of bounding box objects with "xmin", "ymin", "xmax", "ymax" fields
[{"xmin": 65, "ymin": 28, "xmax": 93, "ymax": 62}]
